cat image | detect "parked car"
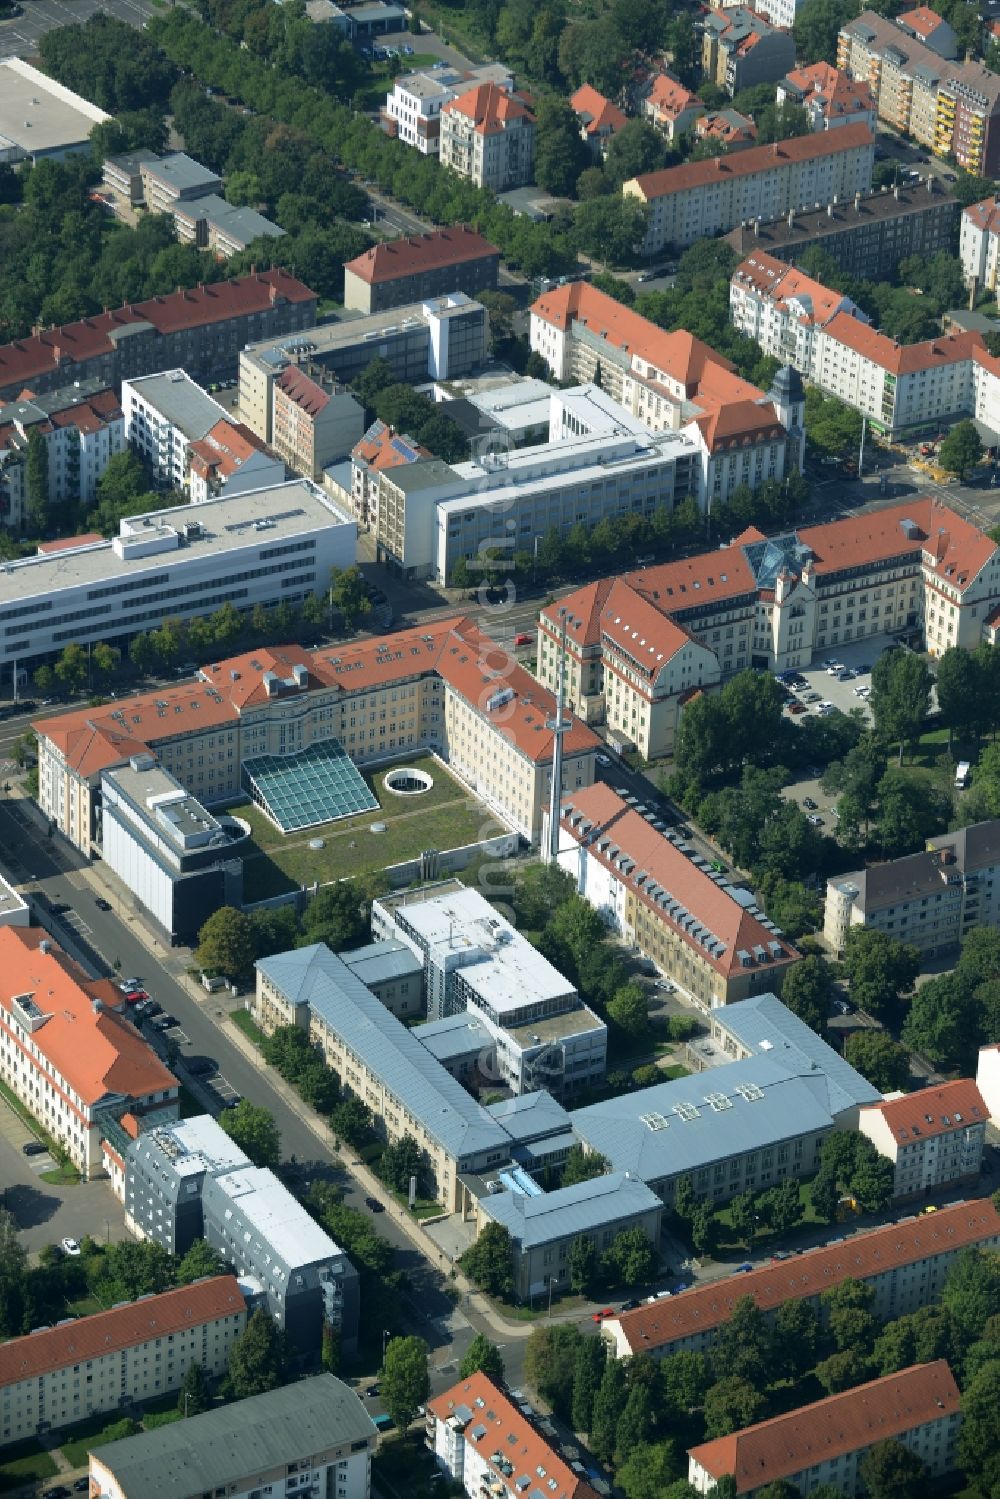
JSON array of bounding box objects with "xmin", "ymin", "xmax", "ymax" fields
[
  {"xmin": 60, "ymin": 1237, "xmax": 81, "ymax": 1257},
  {"xmin": 806, "ymin": 813, "xmax": 825, "ymax": 826},
  {"xmin": 365, "ymin": 1196, "xmax": 385, "ymax": 1213},
  {"xmin": 22, "ymin": 1141, "xmax": 46, "ymax": 1156},
  {"xmin": 788, "ymin": 702, "xmax": 807, "ymax": 714},
  {"xmin": 734, "ymin": 1262, "xmax": 753, "ymax": 1273},
  {"xmin": 513, "ymin": 632, "xmax": 532, "ymax": 646},
  {"xmin": 94, "ymin": 896, "xmax": 112, "ymax": 911},
  {"xmin": 620, "ymin": 1298, "xmax": 641, "ymax": 1311},
  {"xmin": 124, "ymin": 990, "xmax": 150, "ymax": 1005},
  {"xmin": 151, "ymin": 1014, "xmax": 177, "ymax": 1030},
  {"xmin": 119, "ymin": 977, "xmax": 143, "ymax": 993},
  {"xmin": 187, "ymin": 1056, "xmax": 218, "ymax": 1076},
  {"xmin": 366, "ymin": 1384, "xmax": 381, "ymax": 1397},
  {"xmin": 803, "ymin": 797, "xmax": 817, "ymax": 810},
  {"xmin": 833, "ymin": 998, "xmax": 852, "ymax": 1014}
]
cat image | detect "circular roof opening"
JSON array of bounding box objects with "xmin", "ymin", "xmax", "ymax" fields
[{"xmin": 383, "ymin": 767, "xmax": 434, "ymax": 797}]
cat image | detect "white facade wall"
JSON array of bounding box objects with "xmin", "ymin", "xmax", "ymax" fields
[
  {"xmin": 123, "ymin": 376, "xmax": 226, "ymax": 490},
  {"xmin": 187, "ymin": 447, "xmax": 284, "ymax": 504},
  {"xmin": 100, "ymin": 804, "xmax": 175, "ymax": 934},
  {"xmin": 858, "ymin": 1106, "xmax": 985, "ymax": 1198},
  {"xmin": 960, "ymin": 211, "xmax": 998, "ymax": 290},
  {"xmin": 91, "ymin": 1443, "xmax": 372, "ymax": 1499}
]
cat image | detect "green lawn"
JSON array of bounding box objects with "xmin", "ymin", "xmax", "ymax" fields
[
  {"xmin": 58, "ymin": 1413, "xmax": 135, "ymax": 1470},
  {"xmin": 0, "ymin": 1440, "xmax": 57, "ymax": 1492},
  {"xmin": 237, "ymin": 755, "xmax": 504, "ymax": 899},
  {"xmin": 387, "ymin": 1186, "xmax": 442, "ymax": 1219},
  {"xmin": 708, "ymin": 1179, "xmax": 827, "ymax": 1256},
  {"xmin": 40, "ymin": 1164, "xmax": 81, "ymax": 1185},
  {"xmin": 230, "ymin": 1008, "xmax": 265, "ymax": 1045},
  {"xmin": 66, "ymin": 1295, "xmax": 105, "ymax": 1318}
]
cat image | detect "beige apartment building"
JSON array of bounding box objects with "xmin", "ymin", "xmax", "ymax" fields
[
  {"xmin": 0, "ymin": 1277, "xmax": 246, "ymax": 1447},
  {"xmin": 624, "ymin": 124, "xmax": 874, "ymax": 254},
  {"xmin": 556, "ymin": 783, "xmax": 799, "ymax": 1008},
  {"xmin": 35, "ymin": 618, "xmax": 599, "ymax": 853},
  {"xmin": 342, "ymin": 228, "xmax": 500, "ymax": 315},
  {"xmin": 824, "ymin": 820, "xmax": 1000, "ymax": 955},
  {"xmin": 439, "ymin": 83, "xmax": 536, "ymax": 192},
  {"xmin": 858, "ymin": 1081, "xmax": 987, "ymax": 1200}
]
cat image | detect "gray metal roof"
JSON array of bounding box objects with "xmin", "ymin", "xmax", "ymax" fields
[
  {"xmin": 124, "ymin": 369, "xmax": 226, "ymax": 441},
  {"xmin": 712, "ymin": 993, "xmax": 881, "ymax": 1117},
  {"xmin": 479, "ymin": 1171, "xmax": 661, "ymax": 1250},
  {"xmin": 178, "ymin": 193, "xmax": 286, "ymax": 246},
  {"xmin": 570, "ymin": 1056, "xmax": 839, "ymax": 1184},
  {"xmin": 414, "ymin": 1012, "xmax": 492, "ymax": 1062},
  {"xmin": 485, "ymin": 1090, "xmax": 573, "ymax": 1144},
  {"xmin": 142, "ymin": 151, "xmax": 221, "ymax": 195},
  {"xmin": 341, "ymin": 939, "xmax": 424, "ymax": 986},
  {"xmin": 92, "ymin": 1375, "xmax": 374, "ymax": 1497},
  {"xmin": 257, "ymin": 945, "xmax": 510, "ymax": 1161}
]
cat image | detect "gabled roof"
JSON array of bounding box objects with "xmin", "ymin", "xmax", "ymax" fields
[
  {"xmin": 558, "ymin": 783, "xmax": 799, "ymax": 980},
  {"xmin": 429, "ymin": 1373, "xmax": 599, "ymax": 1499},
  {"xmin": 898, "ymin": 5, "xmax": 951, "ymax": 40},
  {"xmin": 781, "ymin": 60, "xmax": 875, "ymax": 118},
  {"xmin": 689, "ymin": 1362, "xmax": 960, "ymax": 1493},
  {"xmin": 0, "ymin": 1277, "xmax": 245, "ymax": 1386},
  {"xmin": 0, "ymin": 927, "xmax": 176, "ymax": 1107},
  {"xmin": 344, "ymin": 226, "xmax": 500, "ymax": 285},
  {"xmin": 570, "ymin": 84, "xmax": 627, "ymax": 136},
  {"xmin": 188, "ymin": 419, "xmax": 272, "ymax": 480},
  {"xmin": 599, "ymin": 576, "xmax": 695, "ymax": 672},
  {"xmin": 863, "ymin": 1078, "xmax": 988, "ymax": 1144},
  {"xmin": 733, "ymin": 251, "xmax": 859, "ymax": 328},
  {"xmin": 626, "ymin": 123, "xmax": 874, "ymax": 200},
  {"xmin": 479, "ymin": 1171, "xmax": 661, "ymax": 1250},
  {"xmin": 964, "ymin": 197, "xmax": 1000, "ymax": 235},
  {"xmin": 821, "ymin": 311, "xmax": 983, "ymax": 376},
  {"xmin": 352, "ymin": 419, "xmax": 430, "ymax": 472},
  {"xmin": 275, "ymin": 362, "xmax": 332, "ymax": 416},
  {"xmin": 610, "ymin": 1196, "xmax": 1000, "ymax": 1353},
  {"xmin": 647, "ymin": 74, "xmax": 704, "ymax": 118}
]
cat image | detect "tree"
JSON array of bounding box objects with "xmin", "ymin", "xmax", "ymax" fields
[
  {"xmin": 533, "ymin": 96, "xmax": 590, "ymax": 196},
  {"xmin": 328, "ymin": 565, "xmax": 371, "ymax": 629},
  {"xmin": 178, "ymin": 1360, "xmax": 211, "ymax": 1416},
  {"xmin": 617, "ymin": 1442, "xmax": 682, "ymax": 1499},
  {"xmin": 869, "ymin": 648, "xmax": 932, "ymax": 765},
  {"xmin": 660, "ymin": 1349, "xmax": 711, "ymax": 1419},
  {"xmin": 901, "ymin": 970, "xmax": 978, "ymax": 1071},
  {"xmin": 382, "ymin": 1335, "xmax": 429, "ymax": 1435},
  {"xmin": 935, "ymin": 646, "xmax": 986, "ymax": 751},
  {"xmin": 461, "ymin": 1223, "xmax": 514, "ymax": 1300},
  {"xmin": 607, "ymin": 982, "xmax": 648, "ymax": 1038},
  {"xmin": 589, "ymin": 1357, "xmax": 628, "ymax": 1463},
  {"xmin": 219, "ymin": 1100, "xmax": 280, "ymax": 1169},
  {"xmin": 227, "ymin": 1306, "xmax": 287, "ymax": 1398},
  {"xmin": 571, "ymin": 1335, "xmax": 606, "ymax": 1433},
  {"xmin": 329, "ymin": 1097, "xmax": 372, "ymax": 1147},
  {"xmin": 25, "ymin": 427, "xmax": 50, "ymax": 534},
  {"xmin": 300, "ymin": 880, "xmax": 371, "ymax": 952},
  {"xmin": 844, "ymin": 1031, "xmax": 911, "ymax": 1093},
  {"xmin": 568, "ymin": 1233, "xmax": 599, "ymax": 1295},
  {"xmin": 54, "ymin": 643, "xmax": 89, "ymax": 695},
  {"xmin": 614, "ymin": 1383, "xmax": 653, "ymax": 1468},
  {"xmin": 380, "ymin": 1134, "xmax": 423, "ymax": 1195},
  {"xmin": 711, "ymin": 1296, "xmax": 775, "ymax": 1386},
  {"xmin": 958, "ymin": 1358, "xmax": 1000, "ymax": 1492},
  {"xmin": 757, "ymin": 1179, "xmax": 804, "ymax": 1238},
  {"xmin": 524, "ymin": 1325, "xmax": 583, "ymax": 1419},
  {"xmin": 941, "ymin": 1247, "xmax": 1000, "ymax": 1346},
  {"xmin": 840, "ymin": 927, "xmax": 920, "ymax": 1023},
  {"xmin": 938, "ymin": 419, "xmax": 983, "ymax": 482},
  {"xmin": 604, "ymin": 121, "xmax": 666, "ymax": 186},
  {"xmin": 703, "ymin": 1376, "xmax": 767, "ymax": 1437},
  {"xmin": 573, "ymin": 196, "xmax": 650, "ymax": 268},
  {"xmin": 728, "ymin": 1191, "xmax": 757, "ymax": 1249},
  {"xmin": 177, "ymin": 1239, "xmax": 226, "ymax": 1285},
  {"xmin": 778, "ymin": 955, "xmax": 833, "ymax": 1033},
  {"xmin": 773, "ymin": 1299, "xmax": 819, "ymax": 1381},
  {"xmin": 459, "ymin": 1333, "xmax": 505, "ymax": 1384},
  {"xmin": 196, "ymin": 906, "xmax": 256, "ymax": 981},
  {"xmin": 859, "ymin": 1439, "xmax": 926, "ymax": 1499},
  {"xmin": 814, "ymin": 1346, "xmax": 871, "ymax": 1394},
  {"xmin": 602, "ymin": 1226, "xmax": 657, "ymax": 1287},
  {"xmin": 0, "ymin": 1209, "xmax": 27, "ymax": 1337},
  {"xmin": 91, "ymin": 642, "xmax": 120, "ymax": 680}
]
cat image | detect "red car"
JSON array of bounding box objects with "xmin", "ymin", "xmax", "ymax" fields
[
  {"xmin": 124, "ymin": 990, "xmax": 150, "ymax": 1005},
  {"xmin": 590, "ymin": 1307, "xmax": 614, "ymax": 1322},
  {"xmin": 513, "ymin": 632, "xmax": 532, "ymax": 647}
]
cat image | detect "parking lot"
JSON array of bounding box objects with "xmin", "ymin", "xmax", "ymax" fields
[
  {"xmin": 0, "ymin": 0, "xmax": 159, "ymax": 60},
  {"xmin": 0, "ymin": 1097, "xmax": 127, "ymax": 1255}
]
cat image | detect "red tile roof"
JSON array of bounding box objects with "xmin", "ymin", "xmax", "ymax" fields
[
  {"xmin": 570, "ymin": 84, "xmax": 627, "ymax": 137},
  {"xmin": 344, "ymin": 227, "xmax": 500, "ymax": 286},
  {"xmin": 864, "ymin": 1079, "xmax": 988, "ymax": 1145},
  {"xmin": 0, "ymin": 1277, "xmax": 246, "ymax": 1387},
  {"xmin": 275, "ymin": 363, "xmax": 332, "ymax": 417},
  {"xmin": 626, "ymin": 123, "xmax": 874, "ymax": 200},
  {"xmin": 782, "ymin": 60, "xmax": 875, "ymax": 119},
  {"xmin": 799, "ymin": 496, "xmax": 996, "ymax": 590},
  {"xmin": 696, "ymin": 110, "xmax": 757, "ymax": 144},
  {"xmin": 964, "ymin": 197, "xmax": 1000, "ymax": 234},
  {"xmin": 899, "ymin": 4, "xmax": 948, "ymax": 39},
  {"xmin": 429, "ymin": 1373, "xmax": 599, "ymax": 1499},
  {"xmin": 353, "ymin": 421, "xmax": 430, "ymax": 473},
  {"xmin": 188, "ymin": 418, "xmax": 272, "ymax": 481},
  {"xmin": 822, "ymin": 311, "xmax": 983, "ymax": 375},
  {"xmin": 36, "ymin": 619, "xmax": 598, "ymax": 773},
  {"xmin": 689, "ymin": 1362, "xmax": 960, "ymax": 1492},
  {"xmin": 36, "ymin": 533, "xmax": 104, "ymax": 554},
  {"xmin": 0, "ymin": 272, "xmax": 315, "ymax": 393},
  {"xmin": 609, "ymin": 1195, "xmax": 1000, "ymax": 1354},
  {"xmin": 647, "ymin": 74, "xmax": 704, "ymax": 119},
  {"xmin": 0, "ymin": 927, "xmax": 177, "ymax": 1109},
  {"xmin": 734, "ymin": 251, "xmax": 857, "ymax": 327},
  {"xmin": 442, "ymin": 82, "xmax": 535, "ymax": 135},
  {"xmin": 559, "ymin": 783, "xmax": 799, "ymax": 979}
]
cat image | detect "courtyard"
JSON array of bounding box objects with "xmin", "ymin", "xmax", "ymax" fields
[{"xmin": 237, "ymin": 753, "xmax": 509, "ymax": 899}]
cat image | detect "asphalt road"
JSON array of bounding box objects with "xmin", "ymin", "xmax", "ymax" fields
[{"xmin": 0, "ymin": 0, "xmax": 158, "ymax": 59}]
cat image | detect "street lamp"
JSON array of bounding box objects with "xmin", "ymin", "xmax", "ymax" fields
[{"xmin": 382, "ymin": 1328, "xmax": 391, "ymax": 1360}]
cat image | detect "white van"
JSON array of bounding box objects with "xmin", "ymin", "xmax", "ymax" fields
[{"xmin": 955, "ymin": 761, "xmax": 971, "ymax": 789}]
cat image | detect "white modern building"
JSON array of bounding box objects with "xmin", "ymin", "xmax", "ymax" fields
[
  {"xmin": 0, "ymin": 478, "xmax": 355, "ymax": 670},
  {"xmin": 372, "ymin": 881, "xmax": 607, "ymax": 1097},
  {"xmin": 0, "ymin": 59, "xmax": 109, "ymax": 164},
  {"xmin": 374, "ymin": 384, "xmax": 701, "ymax": 582},
  {"xmin": 961, "ymin": 197, "xmax": 1000, "ymax": 292},
  {"xmin": 383, "ymin": 63, "xmax": 513, "ymax": 155},
  {"xmin": 0, "ymin": 382, "xmax": 125, "ymax": 529},
  {"xmin": 90, "ymin": 1376, "xmax": 377, "ymax": 1499},
  {"xmin": 624, "ymin": 124, "xmax": 875, "ymax": 254},
  {"xmin": 123, "ymin": 370, "xmax": 282, "ymax": 498},
  {"xmin": 0, "ymin": 872, "xmax": 28, "ymax": 929}
]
